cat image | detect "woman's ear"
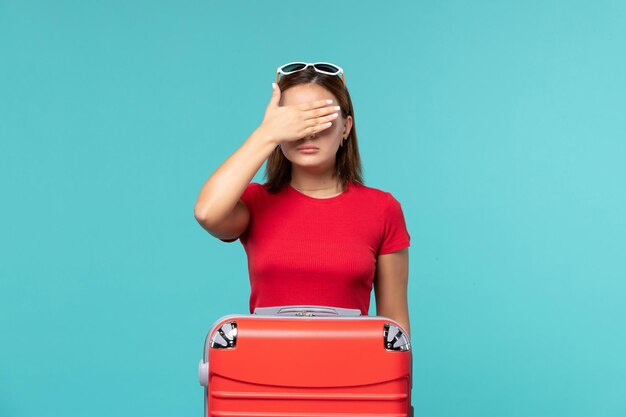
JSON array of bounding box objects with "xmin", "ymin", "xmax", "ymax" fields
[{"xmin": 342, "ymin": 115, "xmax": 353, "ymax": 138}]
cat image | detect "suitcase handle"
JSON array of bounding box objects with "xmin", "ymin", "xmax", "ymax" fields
[{"xmin": 253, "ymin": 305, "xmax": 362, "ymax": 317}]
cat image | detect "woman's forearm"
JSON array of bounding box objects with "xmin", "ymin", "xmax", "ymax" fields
[{"xmin": 194, "ymin": 127, "xmax": 277, "ymax": 224}]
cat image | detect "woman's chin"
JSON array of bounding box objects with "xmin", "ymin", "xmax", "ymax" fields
[
  {"xmin": 294, "ymin": 160, "xmax": 320, "ymax": 168},
  {"xmin": 289, "ymin": 157, "xmax": 331, "ymax": 170}
]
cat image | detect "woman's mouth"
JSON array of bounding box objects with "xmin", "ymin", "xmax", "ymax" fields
[{"xmin": 297, "ymin": 146, "xmax": 319, "ymax": 153}]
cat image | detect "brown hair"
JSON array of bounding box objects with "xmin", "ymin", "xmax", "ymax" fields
[{"xmin": 263, "ymin": 67, "xmax": 364, "ymax": 193}]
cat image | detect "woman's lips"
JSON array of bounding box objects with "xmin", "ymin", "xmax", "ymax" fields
[{"xmin": 297, "ymin": 146, "xmax": 319, "ymax": 153}]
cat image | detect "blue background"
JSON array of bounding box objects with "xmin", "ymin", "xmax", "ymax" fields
[{"xmin": 1, "ymin": 1, "xmax": 625, "ymax": 416}]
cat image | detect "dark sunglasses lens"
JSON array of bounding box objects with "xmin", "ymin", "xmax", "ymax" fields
[
  {"xmin": 282, "ymin": 63, "xmax": 306, "ymax": 73},
  {"xmin": 314, "ymin": 64, "xmax": 340, "ymax": 73}
]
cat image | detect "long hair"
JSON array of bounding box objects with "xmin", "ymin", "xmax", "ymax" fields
[{"xmin": 263, "ymin": 67, "xmax": 364, "ymax": 193}]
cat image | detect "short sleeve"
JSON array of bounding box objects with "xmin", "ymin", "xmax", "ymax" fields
[
  {"xmin": 377, "ymin": 193, "xmax": 411, "ymax": 255},
  {"xmin": 220, "ymin": 182, "xmax": 263, "ymax": 243}
]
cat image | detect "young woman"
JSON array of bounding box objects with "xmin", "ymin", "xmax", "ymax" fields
[{"xmin": 194, "ymin": 62, "xmax": 411, "ymax": 335}]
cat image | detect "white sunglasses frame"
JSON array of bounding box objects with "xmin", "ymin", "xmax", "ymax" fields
[{"xmin": 276, "ymin": 61, "xmax": 346, "ymax": 86}]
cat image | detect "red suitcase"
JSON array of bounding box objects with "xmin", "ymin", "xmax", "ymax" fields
[{"xmin": 198, "ymin": 305, "xmax": 413, "ymax": 417}]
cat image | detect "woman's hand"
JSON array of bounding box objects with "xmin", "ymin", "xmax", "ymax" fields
[{"xmin": 257, "ymin": 83, "xmax": 340, "ymax": 145}]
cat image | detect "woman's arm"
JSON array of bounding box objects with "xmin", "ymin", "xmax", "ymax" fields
[
  {"xmin": 194, "ymin": 127, "xmax": 277, "ymax": 239},
  {"xmin": 195, "ymin": 84, "xmax": 339, "ymax": 240},
  {"xmin": 373, "ymin": 248, "xmax": 411, "ymax": 337}
]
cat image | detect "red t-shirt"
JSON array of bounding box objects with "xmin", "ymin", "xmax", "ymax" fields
[{"xmin": 220, "ymin": 180, "xmax": 411, "ymax": 315}]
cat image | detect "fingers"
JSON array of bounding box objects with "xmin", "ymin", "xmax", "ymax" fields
[
  {"xmin": 268, "ymin": 82, "xmax": 281, "ymax": 108},
  {"xmin": 302, "ymin": 121, "xmax": 333, "ymax": 136},
  {"xmin": 303, "ymin": 110, "xmax": 339, "ymax": 128},
  {"xmin": 303, "ymin": 103, "xmax": 341, "ymax": 121},
  {"xmin": 296, "ymin": 99, "xmax": 336, "ymax": 111},
  {"xmin": 302, "ymin": 109, "xmax": 338, "ymax": 134},
  {"xmin": 268, "ymin": 92, "xmax": 340, "ymax": 141}
]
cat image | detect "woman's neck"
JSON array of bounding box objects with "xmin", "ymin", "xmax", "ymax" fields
[{"xmin": 290, "ymin": 170, "xmax": 342, "ymax": 196}]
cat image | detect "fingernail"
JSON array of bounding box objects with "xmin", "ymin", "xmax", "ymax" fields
[{"xmin": 272, "ymin": 82, "xmax": 276, "ymax": 90}]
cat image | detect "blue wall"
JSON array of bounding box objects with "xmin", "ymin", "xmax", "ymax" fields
[{"xmin": 1, "ymin": 1, "xmax": 624, "ymax": 416}]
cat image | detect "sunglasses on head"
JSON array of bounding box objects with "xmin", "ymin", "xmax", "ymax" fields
[{"xmin": 276, "ymin": 62, "xmax": 346, "ymax": 86}]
